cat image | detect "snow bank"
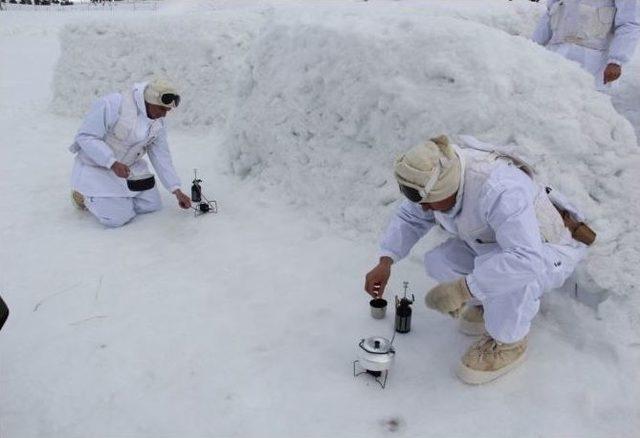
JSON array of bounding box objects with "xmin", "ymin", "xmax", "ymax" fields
[
  {"xmin": 52, "ymin": 0, "xmax": 541, "ymax": 127},
  {"xmin": 52, "ymin": 11, "xmax": 262, "ymax": 129}
]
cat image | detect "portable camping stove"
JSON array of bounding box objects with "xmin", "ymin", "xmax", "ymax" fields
[
  {"xmin": 353, "ymin": 333, "xmax": 396, "ymax": 389},
  {"xmin": 191, "ymin": 169, "xmax": 218, "ymax": 217},
  {"xmin": 353, "ymin": 360, "xmax": 390, "ymax": 389}
]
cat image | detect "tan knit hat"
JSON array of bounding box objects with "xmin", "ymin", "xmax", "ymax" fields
[
  {"xmin": 394, "ymin": 135, "xmax": 461, "ymax": 203},
  {"xmin": 143, "ymin": 78, "xmax": 180, "ymax": 109}
]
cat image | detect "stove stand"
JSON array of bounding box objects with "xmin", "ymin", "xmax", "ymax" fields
[{"xmin": 353, "ymin": 360, "xmax": 389, "ymax": 389}]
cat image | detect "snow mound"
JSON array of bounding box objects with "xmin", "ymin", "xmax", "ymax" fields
[
  {"xmin": 51, "ymin": 1, "xmax": 540, "ymax": 128},
  {"xmin": 226, "ymin": 10, "xmax": 640, "ymax": 298},
  {"xmin": 52, "ymin": 12, "xmax": 261, "ymax": 129}
]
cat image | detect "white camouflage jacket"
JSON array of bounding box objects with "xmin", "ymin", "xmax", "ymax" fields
[{"xmin": 379, "ymin": 138, "xmax": 577, "ymax": 301}]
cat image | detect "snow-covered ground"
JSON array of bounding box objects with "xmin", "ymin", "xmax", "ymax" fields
[{"xmin": 1, "ymin": 1, "xmax": 639, "ymax": 437}]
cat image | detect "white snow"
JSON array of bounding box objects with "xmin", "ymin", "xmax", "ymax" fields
[{"xmin": 1, "ymin": 1, "xmax": 639, "ymax": 437}]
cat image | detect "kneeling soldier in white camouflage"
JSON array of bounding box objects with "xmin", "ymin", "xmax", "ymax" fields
[
  {"xmin": 364, "ymin": 135, "xmax": 594, "ymax": 384},
  {"xmin": 69, "ymin": 78, "xmax": 192, "ymax": 227}
]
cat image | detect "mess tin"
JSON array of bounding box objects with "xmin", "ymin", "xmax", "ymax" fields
[{"xmin": 127, "ymin": 173, "xmax": 156, "ymax": 192}]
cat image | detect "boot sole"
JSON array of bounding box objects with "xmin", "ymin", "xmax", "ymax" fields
[
  {"xmin": 455, "ymin": 350, "xmax": 527, "ymax": 385},
  {"xmin": 458, "ymin": 319, "xmax": 488, "ymax": 337},
  {"xmin": 71, "ymin": 191, "xmax": 87, "ymax": 211}
]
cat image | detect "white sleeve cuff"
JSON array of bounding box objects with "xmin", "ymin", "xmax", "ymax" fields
[{"xmin": 378, "ymin": 250, "xmax": 400, "ymax": 263}]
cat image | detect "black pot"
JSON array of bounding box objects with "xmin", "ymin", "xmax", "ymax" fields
[{"xmin": 127, "ymin": 173, "xmax": 156, "ymax": 192}]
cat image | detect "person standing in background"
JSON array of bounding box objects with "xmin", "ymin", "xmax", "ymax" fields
[{"xmin": 533, "ymin": 0, "xmax": 640, "ymax": 89}]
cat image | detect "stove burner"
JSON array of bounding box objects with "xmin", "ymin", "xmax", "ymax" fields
[{"xmin": 353, "ymin": 360, "xmax": 389, "ymax": 389}]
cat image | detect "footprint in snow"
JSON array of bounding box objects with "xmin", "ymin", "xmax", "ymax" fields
[{"xmin": 380, "ymin": 416, "xmax": 404, "ymax": 432}]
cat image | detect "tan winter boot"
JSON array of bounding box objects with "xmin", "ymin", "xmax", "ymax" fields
[
  {"xmin": 71, "ymin": 190, "xmax": 87, "ymax": 211},
  {"xmin": 458, "ymin": 305, "xmax": 487, "ymax": 336},
  {"xmin": 456, "ymin": 335, "xmax": 527, "ymax": 385}
]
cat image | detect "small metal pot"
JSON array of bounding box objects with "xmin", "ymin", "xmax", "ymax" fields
[
  {"xmin": 127, "ymin": 173, "xmax": 155, "ymax": 192},
  {"xmin": 357, "ymin": 336, "xmax": 395, "ymax": 372},
  {"xmin": 369, "ymin": 298, "xmax": 387, "ymax": 319}
]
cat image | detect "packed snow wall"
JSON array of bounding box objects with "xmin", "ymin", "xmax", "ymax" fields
[
  {"xmin": 52, "ymin": 1, "xmax": 640, "ymax": 297},
  {"xmin": 52, "ymin": 1, "xmax": 541, "ymax": 128},
  {"xmin": 52, "ymin": 12, "xmax": 261, "ymax": 129}
]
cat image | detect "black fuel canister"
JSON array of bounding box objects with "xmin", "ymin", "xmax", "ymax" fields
[
  {"xmin": 191, "ymin": 182, "xmax": 202, "ymax": 203},
  {"xmin": 395, "ymin": 297, "xmax": 414, "ymax": 333}
]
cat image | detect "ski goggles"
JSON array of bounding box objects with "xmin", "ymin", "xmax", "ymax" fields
[
  {"xmin": 396, "ymin": 157, "xmax": 445, "ymax": 203},
  {"xmin": 399, "ymin": 184, "xmax": 425, "ymax": 203},
  {"xmin": 160, "ymin": 93, "xmax": 181, "ymax": 107}
]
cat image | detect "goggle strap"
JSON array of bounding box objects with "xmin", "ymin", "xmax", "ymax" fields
[{"xmin": 421, "ymin": 161, "xmax": 441, "ymax": 195}]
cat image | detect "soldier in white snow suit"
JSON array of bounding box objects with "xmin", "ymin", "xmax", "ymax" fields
[
  {"xmin": 364, "ymin": 135, "xmax": 591, "ymax": 384},
  {"xmin": 69, "ymin": 79, "xmax": 192, "ymax": 227},
  {"xmin": 533, "ymin": 0, "xmax": 640, "ymax": 89}
]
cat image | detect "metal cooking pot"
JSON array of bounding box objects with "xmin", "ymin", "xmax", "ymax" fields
[
  {"xmin": 127, "ymin": 173, "xmax": 155, "ymax": 192},
  {"xmin": 357, "ymin": 336, "xmax": 395, "ymax": 372},
  {"xmin": 370, "ymin": 298, "xmax": 387, "ymax": 319}
]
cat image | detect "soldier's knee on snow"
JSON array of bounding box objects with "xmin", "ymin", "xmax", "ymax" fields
[
  {"xmin": 135, "ymin": 200, "xmax": 162, "ymax": 215},
  {"xmin": 132, "ymin": 189, "xmax": 163, "ymax": 215}
]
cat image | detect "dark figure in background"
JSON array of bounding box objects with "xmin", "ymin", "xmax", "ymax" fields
[{"xmin": 0, "ymin": 294, "xmax": 9, "ymax": 332}]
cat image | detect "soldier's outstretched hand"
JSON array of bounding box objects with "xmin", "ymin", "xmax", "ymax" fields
[
  {"xmin": 364, "ymin": 257, "xmax": 393, "ymax": 298},
  {"xmin": 174, "ymin": 189, "xmax": 192, "ymax": 209}
]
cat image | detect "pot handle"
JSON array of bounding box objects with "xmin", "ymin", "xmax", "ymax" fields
[{"xmin": 359, "ymin": 339, "xmax": 394, "ymax": 355}]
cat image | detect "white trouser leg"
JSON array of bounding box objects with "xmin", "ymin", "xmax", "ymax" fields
[
  {"xmin": 477, "ymin": 240, "xmax": 587, "ymax": 343},
  {"xmin": 425, "ymin": 237, "xmax": 587, "ymax": 342},
  {"xmin": 85, "ymin": 196, "xmax": 136, "ymax": 228},
  {"xmin": 423, "ymin": 238, "xmax": 483, "ymax": 306},
  {"xmin": 424, "ymin": 238, "xmax": 475, "ymax": 282},
  {"xmin": 85, "ymin": 188, "xmax": 163, "ymax": 228},
  {"xmin": 132, "ymin": 187, "xmax": 162, "ymax": 215}
]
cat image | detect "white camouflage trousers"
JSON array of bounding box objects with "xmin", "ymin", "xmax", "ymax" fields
[
  {"xmin": 423, "ymin": 237, "xmax": 587, "ymax": 343},
  {"xmin": 85, "ymin": 187, "xmax": 162, "ymax": 228}
]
